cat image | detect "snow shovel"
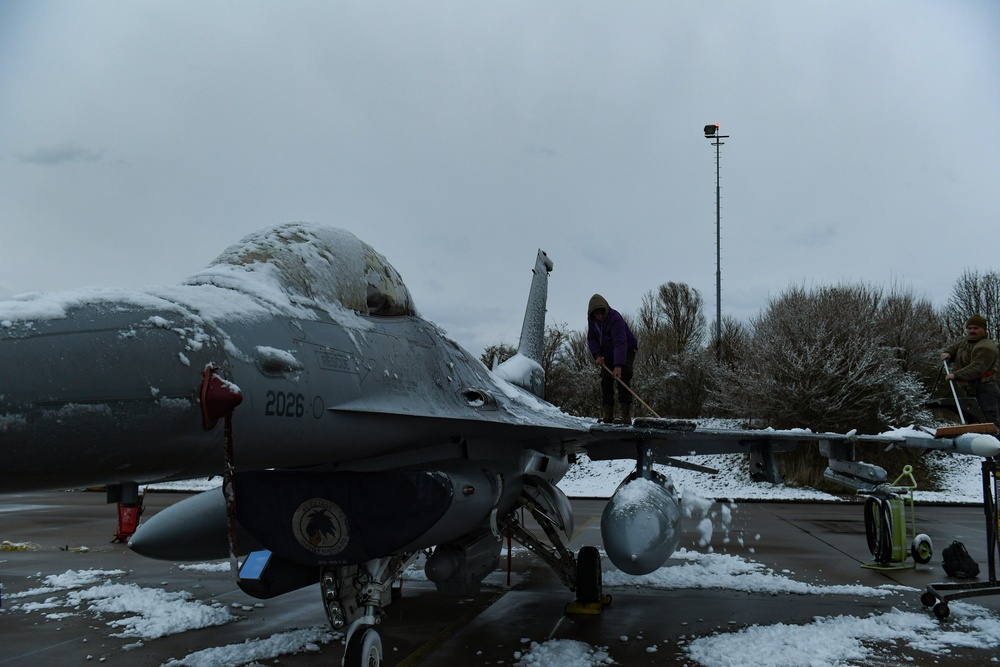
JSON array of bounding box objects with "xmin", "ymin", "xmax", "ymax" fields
[{"xmin": 934, "ymin": 359, "xmax": 1000, "ymax": 437}]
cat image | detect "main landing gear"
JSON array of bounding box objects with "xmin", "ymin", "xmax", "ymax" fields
[
  {"xmin": 322, "ymin": 485, "xmax": 610, "ymax": 665},
  {"xmin": 499, "ymin": 491, "xmax": 612, "ymax": 616}
]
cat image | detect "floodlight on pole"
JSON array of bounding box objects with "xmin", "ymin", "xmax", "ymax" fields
[{"xmin": 703, "ymin": 122, "xmax": 729, "ymax": 361}]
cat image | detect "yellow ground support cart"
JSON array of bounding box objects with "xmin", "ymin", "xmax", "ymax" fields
[{"xmin": 860, "ymin": 465, "xmax": 933, "ymax": 570}]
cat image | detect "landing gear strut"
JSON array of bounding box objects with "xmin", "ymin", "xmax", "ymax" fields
[
  {"xmin": 499, "ymin": 493, "xmax": 610, "ymax": 614},
  {"xmin": 320, "ymin": 553, "xmax": 417, "ymax": 667}
]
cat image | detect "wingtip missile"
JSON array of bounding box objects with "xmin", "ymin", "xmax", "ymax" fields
[{"xmin": 954, "ymin": 432, "xmax": 1000, "ymax": 458}]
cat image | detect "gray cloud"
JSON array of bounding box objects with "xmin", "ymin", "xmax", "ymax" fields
[
  {"xmin": 17, "ymin": 143, "xmax": 103, "ymax": 166},
  {"xmin": 0, "ymin": 1, "xmax": 997, "ymax": 357}
]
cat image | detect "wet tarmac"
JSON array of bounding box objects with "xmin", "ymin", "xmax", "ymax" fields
[{"xmin": 2, "ymin": 491, "xmax": 999, "ymax": 666}]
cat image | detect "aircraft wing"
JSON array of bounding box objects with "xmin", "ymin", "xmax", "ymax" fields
[
  {"xmin": 325, "ymin": 394, "xmax": 1000, "ymax": 493},
  {"xmin": 582, "ymin": 418, "xmax": 1000, "ymax": 490}
]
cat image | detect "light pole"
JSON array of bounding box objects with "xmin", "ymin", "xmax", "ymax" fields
[{"xmin": 703, "ymin": 122, "xmax": 729, "ymax": 361}]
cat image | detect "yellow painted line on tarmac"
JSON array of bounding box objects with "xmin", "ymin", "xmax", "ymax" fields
[{"xmin": 572, "ymin": 516, "xmax": 596, "ymax": 541}]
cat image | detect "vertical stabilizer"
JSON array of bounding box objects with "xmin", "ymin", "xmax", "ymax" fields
[
  {"xmin": 518, "ymin": 250, "xmax": 553, "ymax": 363},
  {"xmin": 493, "ymin": 250, "xmax": 552, "ymax": 398}
]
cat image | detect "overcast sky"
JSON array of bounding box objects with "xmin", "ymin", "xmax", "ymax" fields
[{"xmin": 2, "ymin": 1, "xmax": 998, "ymax": 357}]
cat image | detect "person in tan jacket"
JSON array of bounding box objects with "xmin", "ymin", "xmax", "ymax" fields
[{"xmin": 942, "ymin": 314, "xmax": 1000, "ymax": 428}]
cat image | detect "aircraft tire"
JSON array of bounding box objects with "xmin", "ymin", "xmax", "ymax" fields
[
  {"xmin": 344, "ymin": 625, "xmax": 382, "ymax": 667},
  {"xmin": 576, "ymin": 546, "xmax": 602, "ymax": 604}
]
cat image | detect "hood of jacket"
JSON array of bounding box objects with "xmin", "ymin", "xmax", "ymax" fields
[{"xmin": 588, "ymin": 293, "xmax": 610, "ymax": 320}]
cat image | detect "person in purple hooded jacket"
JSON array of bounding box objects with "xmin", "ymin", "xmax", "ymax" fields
[{"xmin": 587, "ymin": 294, "xmax": 638, "ymax": 424}]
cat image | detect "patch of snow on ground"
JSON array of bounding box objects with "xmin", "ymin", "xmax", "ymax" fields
[
  {"xmin": 559, "ymin": 449, "xmax": 988, "ymax": 504},
  {"xmin": 178, "ymin": 561, "xmax": 233, "ymax": 573},
  {"xmin": 7, "ymin": 568, "xmax": 126, "ymax": 599},
  {"xmin": 558, "ymin": 451, "xmax": 845, "ymax": 502},
  {"xmin": 68, "ymin": 582, "xmax": 235, "ymax": 639},
  {"xmin": 8, "ymin": 569, "xmax": 236, "ymax": 640},
  {"xmin": 684, "ymin": 603, "xmax": 1000, "ymax": 667},
  {"xmin": 145, "ymin": 477, "xmax": 224, "ymax": 492},
  {"xmin": 514, "ymin": 639, "xmax": 615, "ymax": 666},
  {"xmin": 160, "ymin": 627, "xmax": 339, "ymax": 667},
  {"xmin": 915, "ymin": 450, "xmax": 987, "ymax": 504},
  {"xmin": 602, "ymin": 548, "xmax": 903, "ymax": 598}
]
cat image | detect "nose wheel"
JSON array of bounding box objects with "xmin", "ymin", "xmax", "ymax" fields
[{"xmin": 344, "ymin": 624, "xmax": 382, "ymax": 667}]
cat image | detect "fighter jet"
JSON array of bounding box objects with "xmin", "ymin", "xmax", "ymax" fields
[{"xmin": 2, "ymin": 223, "xmax": 997, "ymax": 666}]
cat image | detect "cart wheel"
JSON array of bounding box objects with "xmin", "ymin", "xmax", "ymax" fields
[
  {"xmin": 933, "ymin": 602, "xmax": 950, "ymax": 620},
  {"xmin": 911, "ymin": 534, "xmax": 933, "ymax": 565},
  {"xmin": 920, "ymin": 591, "xmax": 936, "ymax": 607}
]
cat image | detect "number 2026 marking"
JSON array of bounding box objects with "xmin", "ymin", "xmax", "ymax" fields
[{"xmin": 265, "ymin": 390, "xmax": 305, "ymax": 417}]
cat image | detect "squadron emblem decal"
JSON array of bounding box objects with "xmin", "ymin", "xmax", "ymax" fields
[{"xmin": 292, "ymin": 498, "xmax": 350, "ymax": 556}]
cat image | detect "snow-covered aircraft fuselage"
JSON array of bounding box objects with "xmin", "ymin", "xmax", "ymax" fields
[{"xmin": 2, "ymin": 223, "xmax": 997, "ymax": 666}]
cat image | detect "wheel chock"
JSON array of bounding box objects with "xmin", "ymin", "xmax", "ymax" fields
[{"xmin": 565, "ymin": 594, "xmax": 612, "ymax": 615}]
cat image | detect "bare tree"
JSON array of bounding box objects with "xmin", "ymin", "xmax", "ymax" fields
[
  {"xmin": 943, "ymin": 269, "xmax": 1000, "ymax": 340},
  {"xmin": 716, "ymin": 314, "xmax": 749, "ymax": 368},
  {"xmin": 635, "ymin": 291, "xmax": 670, "ymax": 377},
  {"xmin": 876, "ymin": 284, "xmax": 947, "ymax": 378},
  {"xmin": 629, "ymin": 282, "xmax": 712, "ymax": 418},
  {"xmin": 480, "ymin": 342, "xmax": 516, "ymax": 370},
  {"xmin": 546, "ymin": 328, "xmax": 602, "ymax": 417},
  {"xmin": 540, "ymin": 322, "xmax": 569, "ymax": 376},
  {"xmin": 656, "ymin": 282, "xmax": 706, "ymax": 355},
  {"xmin": 710, "ymin": 283, "xmax": 930, "ymax": 433}
]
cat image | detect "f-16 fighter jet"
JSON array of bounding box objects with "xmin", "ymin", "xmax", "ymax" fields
[{"xmin": 2, "ymin": 223, "xmax": 997, "ymax": 665}]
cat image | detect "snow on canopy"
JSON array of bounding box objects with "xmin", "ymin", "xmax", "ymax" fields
[
  {"xmin": 0, "ymin": 223, "xmax": 415, "ymax": 334},
  {"xmin": 186, "ymin": 223, "xmax": 415, "ymax": 317}
]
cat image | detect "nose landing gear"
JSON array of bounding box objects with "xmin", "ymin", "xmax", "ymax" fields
[{"xmin": 320, "ymin": 553, "xmax": 417, "ymax": 667}]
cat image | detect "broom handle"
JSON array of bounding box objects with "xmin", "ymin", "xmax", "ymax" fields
[
  {"xmin": 600, "ymin": 362, "xmax": 661, "ymax": 419},
  {"xmin": 944, "ymin": 359, "xmax": 967, "ymax": 425}
]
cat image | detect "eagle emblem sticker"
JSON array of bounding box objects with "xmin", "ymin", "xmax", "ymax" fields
[{"xmin": 292, "ymin": 498, "xmax": 350, "ymax": 556}]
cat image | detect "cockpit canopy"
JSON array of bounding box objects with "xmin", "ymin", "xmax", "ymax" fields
[{"xmin": 191, "ymin": 223, "xmax": 415, "ymax": 317}]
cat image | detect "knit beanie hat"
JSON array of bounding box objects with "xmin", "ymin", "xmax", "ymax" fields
[{"xmin": 967, "ymin": 315, "xmax": 988, "ymax": 328}]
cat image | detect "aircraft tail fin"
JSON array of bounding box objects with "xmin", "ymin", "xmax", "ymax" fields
[{"xmin": 493, "ymin": 250, "xmax": 552, "ymax": 398}]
